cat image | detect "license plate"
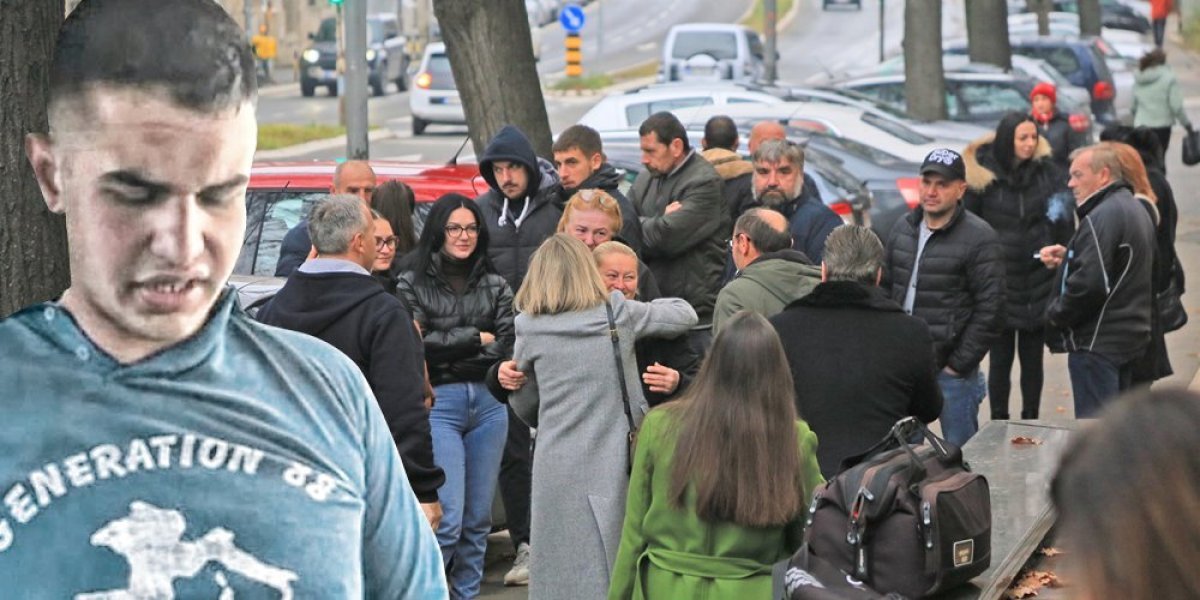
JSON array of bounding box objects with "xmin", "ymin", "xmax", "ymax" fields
[
  {"xmin": 433, "ymin": 96, "xmax": 461, "ymax": 105},
  {"xmin": 686, "ymin": 66, "xmax": 714, "ymax": 76},
  {"xmin": 324, "ymin": 70, "xmax": 337, "ymax": 79},
  {"xmin": 307, "ymin": 67, "xmax": 323, "ymax": 78}
]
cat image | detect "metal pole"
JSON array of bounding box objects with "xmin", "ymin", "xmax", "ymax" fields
[
  {"xmin": 345, "ymin": 0, "xmax": 369, "ymax": 158},
  {"xmin": 764, "ymin": 0, "xmax": 777, "ymax": 83},
  {"xmin": 597, "ymin": 0, "xmax": 604, "ymax": 59},
  {"xmin": 878, "ymin": 0, "xmax": 884, "ymax": 63},
  {"xmin": 243, "ymin": 0, "xmax": 254, "ymax": 41}
]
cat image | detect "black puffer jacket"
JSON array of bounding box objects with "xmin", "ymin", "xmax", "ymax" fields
[
  {"xmin": 1046, "ymin": 183, "xmax": 1155, "ymax": 365},
  {"xmin": 1033, "ymin": 109, "xmax": 1086, "ymax": 170},
  {"xmin": 883, "ymin": 204, "xmax": 1006, "ymax": 374},
  {"xmin": 396, "ymin": 254, "xmax": 515, "ymax": 385},
  {"xmin": 963, "ymin": 135, "xmax": 1075, "ymax": 331},
  {"xmin": 552, "ymin": 162, "xmax": 644, "ymax": 253},
  {"xmin": 476, "ymin": 125, "xmax": 563, "ymax": 294}
]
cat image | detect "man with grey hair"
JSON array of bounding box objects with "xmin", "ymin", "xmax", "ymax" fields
[
  {"xmin": 751, "ymin": 138, "xmax": 843, "ymax": 263},
  {"xmin": 259, "ymin": 195, "xmax": 445, "ymax": 528},
  {"xmin": 712, "ymin": 208, "xmax": 820, "ymax": 334},
  {"xmin": 275, "ymin": 160, "xmax": 379, "ymax": 277},
  {"xmin": 771, "ymin": 226, "xmax": 943, "ymax": 477},
  {"xmin": 1039, "ymin": 144, "xmax": 1155, "ymax": 417}
]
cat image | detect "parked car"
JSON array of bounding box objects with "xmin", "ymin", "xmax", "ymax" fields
[
  {"xmin": 299, "ymin": 14, "xmax": 409, "ymax": 98},
  {"xmin": 823, "ymin": 0, "xmax": 862, "ymax": 9},
  {"xmin": 409, "ymin": 42, "xmax": 466, "ymax": 135},
  {"xmin": 776, "ymin": 85, "xmax": 991, "ymax": 143},
  {"xmin": 578, "ymin": 83, "xmax": 783, "ymax": 131},
  {"xmin": 1006, "ymin": 13, "xmax": 1155, "ymax": 61},
  {"xmin": 659, "ymin": 23, "xmax": 769, "ymax": 84}
]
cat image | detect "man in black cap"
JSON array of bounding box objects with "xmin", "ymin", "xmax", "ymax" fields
[{"xmin": 882, "ymin": 149, "xmax": 1005, "ymax": 446}]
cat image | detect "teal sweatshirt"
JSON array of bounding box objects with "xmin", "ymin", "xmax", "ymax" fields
[{"xmin": 1133, "ymin": 65, "xmax": 1192, "ymax": 129}]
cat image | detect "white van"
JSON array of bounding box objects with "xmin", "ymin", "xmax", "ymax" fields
[{"xmin": 659, "ymin": 23, "xmax": 768, "ymax": 84}]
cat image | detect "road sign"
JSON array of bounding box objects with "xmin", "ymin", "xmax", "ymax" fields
[{"xmin": 559, "ymin": 4, "xmax": 585, "ymax": 33}]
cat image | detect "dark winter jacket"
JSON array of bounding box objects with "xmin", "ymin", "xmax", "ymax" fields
[
  {"xmin": 1046, "ymin": 183, "xmax": 1155, "ymax": 365},
  {"xmin": 256, "ymin": 265, "xmax": 443, "ymax": 503},
  {"xmin": 636, "ymin": 333, "xmax": 702, "ymax": 407},
  {"xmin": 770, "ymin": 280, "xmax": 943, "ymax": 479},
  {"xmin": 782, "ymin": 191, "xmax": 843, "ymax": 265},
  {"xmin": 476, "ymin": 125, "xmax": 563, "ymax": 294},
  {"xmin": 883, "ymin": 204, "xmax": 1006, "ymax": 374},
  {"xmin": 630, "ymin": 151, "xmax": 728, "ymax": 325},
  {"xmin": 712, "ymin": 249, "xmax": 821, "ymax": 334},
  {"xmin": 396, "ymin": 254, "xmax": 515, "ymax": 386},
  {"xmin": 702, "ymin": 147, "xmax": 755, "ymax": 223},
  {"xmin": 275, "ymin": 219, "xmax": 312, "ymax": 277},
  {"xmin": 552, "ymin": 162, "xmax": 644, "ymax": 253},
  {"xmin": 963, "ymin": 135, "xmax": 1075, "ymax": 331},
  {"xmin": 1033, "ymin": 109, "xmax": 1086, "ymax": 170}
]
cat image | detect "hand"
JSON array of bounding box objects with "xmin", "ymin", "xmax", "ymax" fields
[
  {"xmin": 1038, "ymin": 244, "xmax": 1066, "ymax": 269},
  {"xmin": 664, "ymin": 201, "xmax": 683, "ymax": 215},
  {"xmin": 420, "ymin": 501, "xmax": 443, "ymax": 531},
  {"xmin": 498, "ymin": 360, "xmax": 527, "ymax": 391},
  {"xmin": 942, "ymin": 366, "xmax": 961, "ymax": 377},
  {"xmin": 480, "ymin": 331, "xmax": 496, "ymax": 345},
  {"xmin": 643, "ymin": 362, "xmax": 680, "ymax": 394}
]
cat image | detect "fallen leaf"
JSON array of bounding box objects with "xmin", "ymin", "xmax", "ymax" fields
[
  {"xmin": 1007, "ymin": 570, "xmax": 1062, "ymax": 598},
  {"xmin": 1011, "ymin": 436, "xmax": 1044, "ymax": 445},
  {"xmin": 1039, "ymin": 547, "xmax": 1064, "ymax": 557}
]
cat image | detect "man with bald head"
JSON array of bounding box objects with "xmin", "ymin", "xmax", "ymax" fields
[
  {"xmin": 275, "ymin": 159, "xmax": 378, "ymax": 276},
  {"xmin": 748, "ymin": 120, "xmax": 787, "ymax": 154},
  {"xmin": 711, "ymin": 207, "xmax": 821, "ymax": 333}
]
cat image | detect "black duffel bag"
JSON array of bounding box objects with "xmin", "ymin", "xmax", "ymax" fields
[{"xmin": 804, "ymin": 417, "xmax": 991, "ymax": 598}]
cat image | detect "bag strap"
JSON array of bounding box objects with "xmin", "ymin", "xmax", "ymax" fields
[{"xmin": 606, "ymin": 301, "xmax": 637, "ymax": 435}]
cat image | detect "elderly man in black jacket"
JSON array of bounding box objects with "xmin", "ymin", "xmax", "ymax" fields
[
  {"xmin": 884, "ymin": 149, "xmax": 1005, "ymax": 447},
  {"xmin": 1039, "ymin": 144, "xmax": 1155, "ymax": 418},
  {"xmin": 257, "ymin": 195, "xmax": 444, "ymax": 526},
  {"xmin": 772, "ymin": 225, "xmax": 943, "ymax": 478}
]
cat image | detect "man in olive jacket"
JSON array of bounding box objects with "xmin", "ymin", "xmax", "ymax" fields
[{"xmin": 630, "ymin": 112, "xmax": 728, "ymax": 351}]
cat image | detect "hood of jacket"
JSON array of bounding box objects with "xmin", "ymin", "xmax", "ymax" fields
[
  {"xmin": 793, "ymin": 279, "xmax": 902, "ymax": 312},
  {"xmin": 558, "ymin": 162, "xmax": 625, "ymax": 199},
  {"xmin": 480, "ymin": 125, "xmax": 543, "ymax": 196},
  {"xmin": 701, "ymin": 147, "xmax": 754, "ymax": 181},
  {"xmin": 738, "ymin": 249, "xmax": 821, "ymax": 305},
  {"xmin": 262, "ymin": 271, "xmax": 386, "ymax": 335},
  {"xmin": 1135, "ymin": 65, "xmax": 1171, "ymax": 86},
  {"xmin": 964, "ymin": 133, "xmax": 1054, "ymax": 192}
]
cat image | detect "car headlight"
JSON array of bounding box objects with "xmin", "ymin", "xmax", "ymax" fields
[
  {"xmin": 302, "ymin": 49, "xmax": 320, "ymax": 63},
  {"xmin": 366, "ymin": 49, "xmax": 377, "ymax": 62}
]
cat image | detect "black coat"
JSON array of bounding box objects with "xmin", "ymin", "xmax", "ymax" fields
[
  {"xmin": 770, "ymin": 281, "xmax": 943, "ymax": 478},
  {"xmin": 963, "ymin": 136, "xmax": 1075, "ymax": 331},
  {"xmin": 1047, "ymin": 183, "xmax": 1156, "ymax": 365},
  {"xmin": 256, "ymin": 267, "xmax": 443, "ymax": 503},
  {"xmin": 396, "ymin": 254, "xmax": 515, "ymax": 385},
  {"xmin": 883, "ymin": 204, "xmax": 1006, "ymax": 374},
  {"xmin": 1034, "ymin": 109, "xmax": 1086, "ymax": 170},
  {"xmin": 636, "ymin": 333, "xmax": 702, "ymax": 407}
]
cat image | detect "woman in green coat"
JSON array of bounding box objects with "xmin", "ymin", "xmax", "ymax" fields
[{"xmin": 608, "ymin": 311, "xmax": 825, "ymax": 600}]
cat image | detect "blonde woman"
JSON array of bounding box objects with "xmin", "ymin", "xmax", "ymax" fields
[
  {"xmin": 558, "ymin": 189, "xmax": 661, "ymax": 300},
  {"xmin": 508, "ymin": 234, "xmax": 697, "ymax": 600}
]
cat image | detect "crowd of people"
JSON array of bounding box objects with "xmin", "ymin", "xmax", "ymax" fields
[{"xmin": 2, "ymin": 0, "xmax": 1196, "ymax": 598}]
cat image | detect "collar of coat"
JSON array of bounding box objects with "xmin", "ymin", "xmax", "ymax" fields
[
  {"xmin": 904, "ymin": 199, "xmax": 968, "ymax": 232},
  {"xmin": 963, "ymin": 132, "xmax": 1054, "ymax": 192},
  {"xmin": 1076, "ymin": 181, "xmax": 1133, "ymax": 219},
  {"xmin": 701, "ymin": 147, "xmax": 754, "ymax": 181},
  {"xmin": 790, "ymin": 280, "xmax": 902, "ymax": 312}
]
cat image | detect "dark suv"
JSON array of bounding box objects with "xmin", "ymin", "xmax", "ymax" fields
[{"xmin": 299, "ymin": 14, "xmax": 409, "ymax": 97}]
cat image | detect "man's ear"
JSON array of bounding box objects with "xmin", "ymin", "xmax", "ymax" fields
[
  {"xmin": 820, "ymin": 262, "xmax": 827, "ymax": 282},
  {"xmin": 670, "ymin": 137, "xmax": 685, "ymax": 157},
  {"xmin": 875, "ymin": 267, "xmax": 883, "ymax": 286},
  {"xmin": 589, "ymin": 151, "xmax": 603, "ymax": 171},
  {"xmin": 25, "ymin": 133, "xmax": 65, "ymax": 214}
]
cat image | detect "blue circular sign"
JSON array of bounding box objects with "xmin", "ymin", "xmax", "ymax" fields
[{"xmin": 560, "ymin": 4, "xmax": 585, "ymax": 33}]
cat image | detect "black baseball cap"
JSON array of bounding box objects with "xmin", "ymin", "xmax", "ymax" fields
[{"xmin": 920, "ymin": 148, "xmax": 966, "ymax": 181}]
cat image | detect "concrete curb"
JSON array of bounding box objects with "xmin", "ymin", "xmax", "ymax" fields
[{"xmin": 255, "ymin": 128, "xmax": 395, "ymax": 161}]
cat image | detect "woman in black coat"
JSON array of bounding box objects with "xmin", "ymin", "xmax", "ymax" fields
[
  {"xmin": 395, "ymin": 193, "xmax": 515, "ymax": 598},
  {"xmin": 964, "ymin": 112, "xmax": 1075, "ymax": 420}
]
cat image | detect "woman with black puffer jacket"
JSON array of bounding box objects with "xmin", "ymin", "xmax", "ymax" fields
[
  {"xmin": 396, "ymin": 193, "xmax": 515, "ymax": 600},
  {"xmin": 964, "ymin": 112, "xmax": 1075, "ymax": 421}
]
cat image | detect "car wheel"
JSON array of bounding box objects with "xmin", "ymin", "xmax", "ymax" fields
[
  {"xmin": 328, "ymin": 84, "xmax": 338, "ymax": 97},
  {"xmin": 395, "ymin": 73, "xmax": 407, "ymax": 92},
  {"xmin": 301, "ymin": 81, "xmax": 316, "ymax": 97},
  {"xmin": 412, "ymin": 116, "xmax": 428, "ymax": 136},
  {"xmin": 371, "ymin": 77, "xmax": 386, "ymax": 97}
]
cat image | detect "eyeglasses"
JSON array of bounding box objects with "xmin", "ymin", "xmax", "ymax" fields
[
  {"xmin": 727, "ymin": 233, "xmax": 752, "ymax": 249},
  {"xmin": 375, "ymin": 235, "xmax": 399, "ymax": 250},
  {"xmin": 445, "ymin": 224, "xmax": 480, "ymax": 237}
]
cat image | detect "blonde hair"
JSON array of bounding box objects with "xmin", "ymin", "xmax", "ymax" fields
[
  {"xmin": 1102, "ymin": 141, "xmax": 1157, "ymax": 204},
  {"xmin": 592, "ymin": 240, "xmax": 637, "ymax": 265},
  {"xmin": 556, "ymin": 189, "xmax": 622, "ymax": 234},
  {"xmin": 515, "ymin": 234, "xmax": 609, "ymax": 315}
]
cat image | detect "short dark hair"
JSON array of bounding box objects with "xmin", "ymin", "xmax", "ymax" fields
[
  {"xmin": 703, "ymin": 116, "xmax": 738, "ymax": 150},
  {"xmin": 50, "ymin": 0, "xmax": 256, "ymax": 116},
  {"xmin": 735, "ymin": 208, "xmax": 792, "ymax": 254},
  {"xmin": 553, "ymin": 124, "xmax": 603, "ymax": 158},
  {"xmin": 639, "ymin": 112, "xmax": 690, "ymax": 153},
  {"xmin": 1139, "ymin": 48, "xmax": 1167, "ymax": 71}
]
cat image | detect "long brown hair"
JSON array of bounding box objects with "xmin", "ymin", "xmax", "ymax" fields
[
  {"xmin": 1102, "ymin": 141, "xmax": 1157, "ymax": 204},
  {"xmin": 666, "ymin": 311, "xmax": 805, "ymax": 527}
]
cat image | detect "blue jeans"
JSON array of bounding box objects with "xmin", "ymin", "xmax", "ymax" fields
[
  {"xmin": 430, "ymin": 382, "xmax": 508, "ymax": 599},
  {"xmin": 1068, "ymin": 352, "xmax": 1133, "ymax": 419},
  {"xmin": 937, "ymin": 368, "xmax": 987, "ymax": 447}
]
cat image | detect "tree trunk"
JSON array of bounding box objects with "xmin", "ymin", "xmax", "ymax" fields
[
  {"xmin": 1078, "ymin": 0, "xmax": 1102, "ymax": 36},
  {"xmin": 432, "ymin": 0, "xmax": 553, "ymax": 159},
  {"xmin": 903, "ymin": 0, "xmax": 947, "ymax": 121},
  {"xmin": 1027, "ymin": 0, "xmax": 1051, "ymax": 35},
  {"xmin": 0, "ymin": 0, "xmax": 68, "ymax": 317},
  {"xmin": 967, "ymin": 0, "xmax": 1012, "ymax": 69}
]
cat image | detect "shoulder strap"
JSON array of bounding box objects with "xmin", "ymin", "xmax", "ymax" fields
[{"xmin": 606, "ymin": 301, "xmax": 637, "ymax": 434}]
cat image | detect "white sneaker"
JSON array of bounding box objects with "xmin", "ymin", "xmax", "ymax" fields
[{"xmin": 503, "ymin": 542, "xmax": 530, "ymax": 586}]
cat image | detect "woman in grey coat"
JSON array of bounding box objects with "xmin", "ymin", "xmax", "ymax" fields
[{"xmin": 507, "ymin": 234, "xmax": 697, "ymax": 599}]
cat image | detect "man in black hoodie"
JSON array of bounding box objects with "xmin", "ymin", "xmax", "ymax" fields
[
  {"xmin": 552, "ymin": 124, "xmax": 643, "ymax": 252},
  {"xmin": 257, "ymin": 195, "xmax": 444, "ymax": 526}
]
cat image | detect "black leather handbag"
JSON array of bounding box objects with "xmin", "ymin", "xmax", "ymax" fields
[{"xmin": 1182, "ymin": 126, "xmax": 1200, "ymax": 166}]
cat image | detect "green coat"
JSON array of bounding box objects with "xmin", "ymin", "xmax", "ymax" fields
[
  {"xmin": 607, "ymin": 409, "xmax": 824, "ymax": 600},
  {"xmin": 1132, "ymin": 65, "xmax": 1192, "ymax": 129},
  {"xmin": 711, "ymin": 250, "xmax": 821, "ymax": 335}
]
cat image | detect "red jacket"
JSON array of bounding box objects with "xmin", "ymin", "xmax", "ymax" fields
[{"xmin": 1152, "ymin": 0, "xmax": 1172, "ymax": 20}]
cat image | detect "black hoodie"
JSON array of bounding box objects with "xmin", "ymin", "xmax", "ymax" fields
[
  {"xmin": 257, "ymin": 268, "xmax": 444, "ymax": 503},
  {"xmin": 476, "ymin": 125, "xmax": 563, "ymax": 292}
]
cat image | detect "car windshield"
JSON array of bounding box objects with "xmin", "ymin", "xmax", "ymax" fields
[
  {"xmin": 803, "ymin": 129, "xmax": 908, "ymax": 167},
  {"xmin": 861, "ymin": 113, "xmax": 934, "ymax": 144},
  {"xmin": 368, "ymin": 20, "xmax": 385, "ymax": 45},
  {"xmin": 314, "ymin": 18, "xmax": 337, "ymax": 43},
  {"xmin": 671, "ymin": 31, "xmax": 738, "ymax": 60},
  {"xmin": 427, "ymin": 53, "xmax": 457, "ymax": 90},
  {"xmin": 957, "ymin": 81, "xmax": 1031, "ymax": 119}
]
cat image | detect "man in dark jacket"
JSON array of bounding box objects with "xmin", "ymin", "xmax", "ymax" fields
[
  {"xmin": 701, "ymin": 115, "xmax": 755, "ymax": 222},
  {"xmin": 751, "ymin": 139, "xmax": 843, "ymax": 264},
  {"xmin": 1030, "ymin": 82, "xmax": 1086, "ymax": 170},
  {"xmin": 1040, "ymin": 144, "xmax": 1155, "ymax": 417},
  {"xmin": 631, "ymin": 112, "xmax": 728, "ymax": 351},
  {"xmin": 275, "ymin": 160, "xmax": 377, "ymax": 277},
  {"xmin": 551, "ymin": 124, "xmax": 643, "ymax": 252},
  {"xmin": 257, "ymin": 195, "xmax": 444, "ymax": 526},
  {"xmin": 772, "ymin": 225, "xmax": 943, "ymax": 478},
  {"xmin": 883, "ymin": 149, "xmax": 1005, "ymax": 447}
]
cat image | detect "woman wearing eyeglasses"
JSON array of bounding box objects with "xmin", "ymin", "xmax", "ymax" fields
[
  {"xmin": 370, "ymin": 210, "xmax": 401, "ymax": 294},
  {"xmin": 396, "ymin": 193, "xmax": 515, "ymax": 599}
]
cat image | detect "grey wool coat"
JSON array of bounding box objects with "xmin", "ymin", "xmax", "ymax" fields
[{"xmin": 510, "ymin": 291, "xmax": 697, "ymax": 600}]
